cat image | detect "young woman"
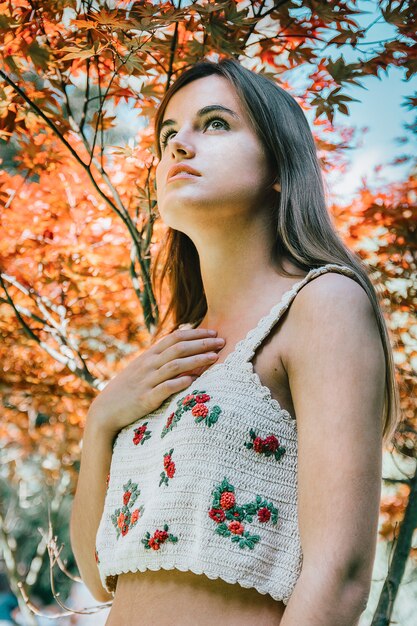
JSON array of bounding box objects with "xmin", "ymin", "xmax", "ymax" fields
[{"xmin": 71, "ymin": 59, "xmax": 400, "ymax": 626}]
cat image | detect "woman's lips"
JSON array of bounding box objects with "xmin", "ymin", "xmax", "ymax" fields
[{"xmin": 167, "ymin": 173, "xmax": 199, "ymax": 182}]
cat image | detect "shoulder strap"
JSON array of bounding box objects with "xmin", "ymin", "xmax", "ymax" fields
[{"xmin": 226, "ymin": 263, "xmax": 361, "ymax": 367}]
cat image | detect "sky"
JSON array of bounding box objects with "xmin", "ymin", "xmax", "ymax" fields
[
  {"xmin": 319, "ymin": 0, "xmax": 417, "ymax": 203},
  {"xmin": 327, "ymin": 64, "xmax": 415, "ymax": 202}
]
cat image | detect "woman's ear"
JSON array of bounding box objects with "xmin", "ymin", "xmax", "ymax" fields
[{"xmin": 273, "ymin": 181, "xmax": 281, "ymax": 192}]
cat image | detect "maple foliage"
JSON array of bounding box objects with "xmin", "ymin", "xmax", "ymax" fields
[{"xmin": 0, "ymin": 0, "xmax": 416, "ymax": 622}]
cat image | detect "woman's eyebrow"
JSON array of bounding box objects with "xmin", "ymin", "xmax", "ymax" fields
[{"xmin": 159, "ymin": 105, "xmax": 240, "ymax": 136}]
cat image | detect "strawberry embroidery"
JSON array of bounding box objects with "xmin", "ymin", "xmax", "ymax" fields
[
  {"xmin": 159, "ymin": 448, "xmax": 176, "ymax": 486},
  {"xmin": 161, "ymin": 390, "xmax": 222, "ymax": 438},
  {"xmin": 133, "ymin": 421, "xmax": 152, "ymax": 446},
  {"xmin": 110, "ymin": 480, "xmax": 144, "ymax": 539},
  {"xmin": 208, "ymin": 477, "xmax": 278, "ymax": 549},
  {"xmin": 244, "ymin": 429, "xmax": 286, "ymax": 462},
  {"xmin": 141, "ymin": 524, "xmax": 178, "ymax": 550},
  {"xmin": 94, "ymin": 548, "xmax": 100, "ymax": 564}
]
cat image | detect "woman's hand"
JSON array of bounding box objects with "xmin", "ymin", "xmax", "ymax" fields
[{"xmin": 88, "ymin": 327, "xmax": 225, "ymax": 438}]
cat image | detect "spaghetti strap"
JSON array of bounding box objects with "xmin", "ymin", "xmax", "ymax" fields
[{"xmin": 224, "ymin": 263, "xmax": 360, "ymax": 368}]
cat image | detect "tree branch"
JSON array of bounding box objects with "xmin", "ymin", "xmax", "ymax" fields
[
  {"xmin": 0, "ymin": 272, "xmax": 103, "ymax": 389},
  {"xmin": 0, "ymin": 69, "xmax": 158, "ymax": 330}
]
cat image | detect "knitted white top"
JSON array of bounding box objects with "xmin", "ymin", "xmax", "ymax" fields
[{"xmin": 95, "ymin": 263, "xmax": 360, "ymax": 604}]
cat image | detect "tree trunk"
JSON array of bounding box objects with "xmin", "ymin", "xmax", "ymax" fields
[{"xmin": 371, "ymin": 463, "xmax": 417, "ymax": 625}]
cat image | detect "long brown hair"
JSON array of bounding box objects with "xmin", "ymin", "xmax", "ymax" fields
[{"xmin": 150, "ymin": 58, "xmax": 401, "ymax": 446}]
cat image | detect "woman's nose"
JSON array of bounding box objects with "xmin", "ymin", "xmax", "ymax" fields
[{"xmin": 168, "ymin": 130, "xmax": 196, "ymax": 156}]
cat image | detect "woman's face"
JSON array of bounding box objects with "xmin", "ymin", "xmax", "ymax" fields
[{"xmin": 155, "ymin": 74, "xmax": 279, "ymax": 231}]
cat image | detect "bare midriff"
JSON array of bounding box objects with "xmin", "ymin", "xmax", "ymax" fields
[
  {"xmin": 105, "ymin": 569, "xmax": 286, "ymax": 625},
  {"xmin": 104, "ymin": 272, "xmax": 303, "ymax": 626}
]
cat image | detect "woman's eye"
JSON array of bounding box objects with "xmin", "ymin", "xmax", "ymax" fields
[{"xmin": 159, "ymin": 117, "xmax": 229, "ymax": 149}]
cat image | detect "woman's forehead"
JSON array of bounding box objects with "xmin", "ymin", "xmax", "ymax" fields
[{"xmin": 163, "ymin": 75, "xmax": 242, "ymax": 121}]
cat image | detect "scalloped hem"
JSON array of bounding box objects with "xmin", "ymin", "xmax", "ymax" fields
[{"xmin": 102, "ymin": 561, "xmax": 293, "ymax": 606}]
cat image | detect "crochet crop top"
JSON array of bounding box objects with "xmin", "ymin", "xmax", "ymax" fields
[{"xmin": 95, "ymin": 263, "xmax": 360, "ymax": 604}]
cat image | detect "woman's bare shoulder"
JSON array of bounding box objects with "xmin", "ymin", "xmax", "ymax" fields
[
  {"xmin": 289, "ymin": 270, "xmax": 370, "ymax": 331},
  {"xmin": 278, "ymin": 270, "xmax": 369, "ymax": 372},
  {"xmin": 284, "ymin": 269, "xmax": 384, "ymax": 409}
]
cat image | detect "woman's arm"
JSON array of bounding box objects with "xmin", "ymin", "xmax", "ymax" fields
[
  {"xmin": 70, "ymin": 409, "xmax": 115, "ymax": 603},
  {"xmin": 280, "ymin": 272, "xmax": 385, "ymax": 626}
]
